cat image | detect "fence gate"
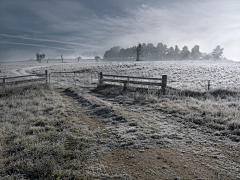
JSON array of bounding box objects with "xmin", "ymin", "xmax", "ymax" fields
[{"xmin": 49, "ymin": 70, "xmax": 99, "ymax": 88}]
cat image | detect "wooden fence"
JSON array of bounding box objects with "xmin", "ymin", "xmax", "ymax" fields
[
  {"xmin": 98, "ymin": 72, "xmax": 167, "ymax": 92},
  {"xmin": 0, "ymin": 70, "xmax": 214, "ymax": 91},
  {"xmin": 0, "ymin": 70, "xmax": 48, "ymax": 86}
]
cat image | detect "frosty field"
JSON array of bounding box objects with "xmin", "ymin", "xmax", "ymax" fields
[
  {"xmin": 12, "ymin": 59, "xmax": 240, "ymax": 92},
  {"xmin": 1, "ymin": 59, "xmax": 240, "ymax": 179}
]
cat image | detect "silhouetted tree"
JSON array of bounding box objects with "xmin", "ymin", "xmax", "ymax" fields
[
  {"xmin": 104, "ymin": 46, "xmax": 121, "ymax": 58},
  {"xmin": 133, "ymin": 43, "xmax": 145, "ymax": 61},
  {"xmin": 191, "ymin": 45, "xmax": 202, "ymax": 60},
  {"xmin": 166, "ymin": 47, "xmax": 174, "ymax": 60},
  {"xmin": 103, "ymin": 43, "xmax": 226, "ymax": 61},
  {"xmin": 36, "ymin": 53, "xmax": 45, "ymax": 63},
  {"xmin": 174, "ymin": 45, "xmax": 180, "ymax": 60},
  {"xmin": 212, "ymin": 45, "xmax": 224, "ymax": 60},
  {"xmin": 179, "ymin": 46, "xmax": 190, "ymax": 60},
  {"xmin": 75, "ymin": 55, "xmax": 82, "ymax": 62},
  {"xmin": 94, "ymin": 52, "xmax": 100, "ymax": 62}
]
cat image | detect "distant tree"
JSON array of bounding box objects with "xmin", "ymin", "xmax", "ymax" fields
[
  {"xmin": 163, "ymin": 44, "xmax": 168, "ymax": 60},
  {"xmin": 133, "ymin": 43, "xmax": 145, "ymax": 61},
  {"xmin": 179, "ymin": 46, "xmax": 190, "ymax": 60},
  {"xmin": 94, "ymin": 52, "xmax": 100, "ymax": 62},
  {"xmin": 103, "ymin": 46, "xmax": 121, "ymax": 58},
  {"xmin": 212, "ymin": 45, "xmax": 224, "ymax": 60},
  {"xmin": 75, "ymin": 55, "xmax": 82, "ymax": 62},
  {"xmin": 202, "ymin": 53, "xmax": 212, "ymax": 60},
  {"xmin": 174, "ymin": 45, "xmax": 180, "ymax": 60},
  {"xmin": 36, "ymin": 53, "xmax": 45, "ymax": 63},
  {"xmin": 61, "ymin": 55, "xmax": 63, "ymax": 63},
  {"xmin": 36, "ymin": 53, "xmax": 40, "ymax": 61},
  {"xmin": 166, "ymin": 47, "xmax": 174, "ymax": 60},
  {"xmin": 146, "ymin": 43, "xmax": 155, "ymax": 58},
  {"xmin": 156, "ymin": 43, "xmax": 164, "ymax": 59},
  {"xmin": 191, "ymin": 45, "xmax": 202, "ymax": 60}
]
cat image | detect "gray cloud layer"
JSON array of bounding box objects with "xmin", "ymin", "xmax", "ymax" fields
[{"xmin": 0, "ymin": 0, "xmax": 239, "ymax": 61}]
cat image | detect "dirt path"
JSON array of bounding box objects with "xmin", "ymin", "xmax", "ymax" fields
[{"xmin": 54, "ymin": 87, "xmax": 240, "ymax": 179}]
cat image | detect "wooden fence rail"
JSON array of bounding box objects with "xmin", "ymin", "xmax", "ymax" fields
[
  {"xmin": 98, "ymin": 72, "xmax": 167, "ymax": 93},
  {"xmin": 0, "ymin": 70, "xmax": 213, "ymax": 91},
  {"xmin": 0, "ymin": 70, "xmax": 48, "ymax": 86}
]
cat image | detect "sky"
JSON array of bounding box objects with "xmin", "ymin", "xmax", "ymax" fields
[{"xmin": 0, "ymin": 0, "xmax": 240, "ymax": 62}]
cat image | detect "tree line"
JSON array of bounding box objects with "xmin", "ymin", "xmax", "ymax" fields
[{"xmin": 103, "ymin": 43, "xmax": 225, "ymax": 61}]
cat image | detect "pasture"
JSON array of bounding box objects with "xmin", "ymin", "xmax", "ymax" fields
[{"xmin": 1, "ymin": 59, "xmax": 240, "ymax": 179}]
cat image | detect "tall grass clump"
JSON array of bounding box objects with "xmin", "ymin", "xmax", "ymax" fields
[{"xmin": 0, "ymin": 84, "xmax": 92, "ymax": 179}]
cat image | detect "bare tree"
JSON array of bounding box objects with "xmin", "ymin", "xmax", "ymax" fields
[
  {"xmin": 94, "ymin": 52, "xmax": 100, "ymax": 62},
  {"xmin": 36, "ymin": 53, "xmax": 45, "ymax": 63},
  {"xmin": 133, "ymin": 43, "xmax": 145, "ymax": 61},
  {"xmin": 75, "ymin": 55, "xmax": 82, "ymax": 62}
]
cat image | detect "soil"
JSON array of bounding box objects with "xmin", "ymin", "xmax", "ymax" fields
[{"xmin": 55, "ymin": 87, "xmax": 240, "ymax": 180}]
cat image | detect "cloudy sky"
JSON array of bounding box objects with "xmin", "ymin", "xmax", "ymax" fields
[{"xmin": 0, "ymin": 0, "xmax": 240, "ymax": 62}]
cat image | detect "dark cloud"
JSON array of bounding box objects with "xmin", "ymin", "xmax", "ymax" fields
[{"xmin": 0, "ymin": 0, "xmax": 240, "ymax": 61}]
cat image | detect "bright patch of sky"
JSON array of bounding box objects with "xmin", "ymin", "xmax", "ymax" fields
[{"xmin": 0, "ymin": 0, "xmax": 240, "ymax": 61}]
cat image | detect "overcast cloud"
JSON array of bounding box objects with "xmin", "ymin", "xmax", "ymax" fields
[{"xmin": 0, "ymin": 0, "xmax": 239, "ymax": 61}]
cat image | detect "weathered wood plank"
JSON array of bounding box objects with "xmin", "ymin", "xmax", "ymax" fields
[
  {"xmin": 0, "ymin": 74, "xmax": 45, "ymax": 80},
  {"xmin": 102, "ymin": 79, "xmax": 162, "ymax": 86},
  {"xmin": 103, "ymin": 74, "xmax": 162, "ymax": 80},
  {"xmin": 0, "ymin": 78, "xmax": 46, "ymax": 86}
]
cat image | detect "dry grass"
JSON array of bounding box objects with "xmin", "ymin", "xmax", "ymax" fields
[
  {"xmin": 93, "ymin": 85, "xmax": 240, "ymax": 140},
  {"xmin": 0, "ymin": 84, "xmax": 93, "ymax": 179}
]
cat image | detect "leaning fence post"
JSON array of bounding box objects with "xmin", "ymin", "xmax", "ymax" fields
[
  {"xmin": 98, "ymin": 72, "xmax": 103, "ymax": 86},
  {"xmin": 49, "ymin": 73, "xmax": 51, "ymax": 84},
  {"xmin": 45, "ymin": 70, "xmax": 48, "ymax": 84},
  {"xmin": 208, "ymin": 80, "xmax": 210, "ymax": 91},
  {"xmin": 162, "ymin": 75, "xmax": 167, "ymax": 94}
]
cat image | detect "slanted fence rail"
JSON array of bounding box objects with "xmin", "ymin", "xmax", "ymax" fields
[{"xmin": 98, "ymin": 72, "xmax": 168, "ymax": 92}]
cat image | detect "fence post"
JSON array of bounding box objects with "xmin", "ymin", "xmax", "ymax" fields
[
  {"xmin": 123, "ymin": 77, "xmax": 129, "ymax": 91},
  {"xmin": 98, "ymin": 72, "xmax": 103, "ymax": 86},
  {"xmin": 208, "ymin": 80, "xmax": 210, "ymax": 91},
  {"xmin": 45, "ymin": 70, "xmax": 48, "ymax": 84},
  {"xmin": 162, "ymin": 75, "xmax": 167, "ymax": 94},
  {"xmin": 74, "ymin": 71, "xmax": 76, "ymax": 87},
  {"xmin": 49, "ymin": 73, "xmax": 51, "ymax": 84},
  {"xmin": 3, "ymin": 78, "xmax": 5, "ymax": 86}
]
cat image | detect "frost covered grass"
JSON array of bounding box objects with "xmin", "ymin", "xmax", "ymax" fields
[
  {"xmin": 94, "ymin": 85, "xmax": 240, "ymax": 140},
  {"xmin": 29, "ymin": 60, "xmax": 240, "ymax": 92},
  {"xmin": 0, "ymin": 84, "xmax": 92, "ymax": 179}
]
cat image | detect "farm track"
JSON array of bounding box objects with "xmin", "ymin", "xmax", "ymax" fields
[{"xmin": 55, "ymin": 86, "xmax": 240, "ymax": 179}]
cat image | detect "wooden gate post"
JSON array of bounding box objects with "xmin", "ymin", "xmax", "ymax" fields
[
  {"xmin": 45, "ymin": 70, "xmax": 48, "ymax": 84},
  {"xmin": 98, "ymin": 72, "xmax": 103, "ymax": 86},
  {"xmin": 162, "ymin": 75, "xmax": 167, "ymax": 94}
]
